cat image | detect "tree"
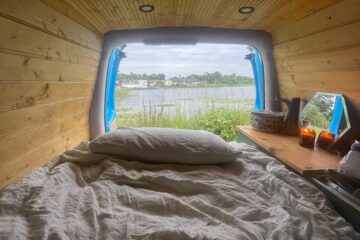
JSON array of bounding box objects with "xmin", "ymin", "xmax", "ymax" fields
[
  {"xmin": 302, "ymin": 104, "xmax": 330, "ymax": 129},
  {"xmin": 118, "ymin": 72, "xmax": 254, "ymax": 86}
]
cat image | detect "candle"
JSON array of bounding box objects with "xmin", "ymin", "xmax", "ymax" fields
[
  {"xmin": 316, "ymin": 130, "xmax": 335, "ymax": 149},
  {"xmin": 299, "ymin": 128, "xmax": 316, "ymax": 149}
]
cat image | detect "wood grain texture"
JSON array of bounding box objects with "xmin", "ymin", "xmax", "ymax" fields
[
  {"xmin": 0, "ymin": 126, "xmax": 88, "ymax": 188},
  {"xmin": 41, "ymin": 0, "xmax": 342, "ymax": 33},
  {"xmin": 0, "ymin": 0, "xmax": 101, "ymax": 188},
  {"xmin": 0, "ymin": 82, "xmax": 90, "ymax": 112},
  {"xmin": 0, "ymin": 52, "xmax": 98, "ymax": 82},
  {"xmin": 0, "ymin": 0, "xmax": 102, "ymax": 51},
  {"xmin": 278, "ymin": 71, "xmax": 360, "ymax": 91},
  {"xmin": 0, "ymin": 16, "xmax": 101, "ymax": 66},
  {"xmin": 1, "ymin": 0, "xmax": 358, "ymax": 189},
  {"xmin": 274, "ymin": 20, "xmax": 360, "ymax": 59},
  {"xmin": 271, "ymin": 0, "xmax": 360, "ymax": 44},
  {"xmin": 275, "ymin": 47, "xmax": 360, "ymax": 73},
  {"xmin": 236, "ymin": 125, "xmax": 341, "ymax": 175},
  {"xmin": 272, "ymin": 0, "xmax": 360, "ymax": 118}
]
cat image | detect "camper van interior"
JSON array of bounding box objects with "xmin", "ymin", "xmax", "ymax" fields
[{"xmin": 0, "ymin": 0, "xmax": 360, "ymax": 239}]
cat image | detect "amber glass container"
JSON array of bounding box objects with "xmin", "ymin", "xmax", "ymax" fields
[
  {"xmin": 299, "ymin": 128, "xmax": 316, "ymax": 149},
  {"xmin": 316, "ymin": 131, "xmax": 335, "ymax": 149}
]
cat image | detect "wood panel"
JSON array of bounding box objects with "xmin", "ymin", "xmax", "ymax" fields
[
  {"xmin": 274, "ymin": 20, "xmax": 360, "ymax": 59},
  {"xmin": 0, "ymin": 16, "xmax": 100, "ymax": 66},
  {"xmin": 0, "ymin": 113, "xmax": 88, "ymax": 169},
  {"xmin": 0, "ymin": 0, "xmax": 102, "ymax": 51},
  {"xmin": 278, "ymin": 71, "xmax": 360, "ymax": 92},
  {"xmin": 41, "ymin": 0, "xmax": 342, "ymax": 33},
  {"xmin": 0, "ymin": 82, "xmax": 90, "ymax": 112},
  {"xmin": 275, "ymin": 47, "xmax": 360, "ymax": 73},
  {"xmin": 0, "ymin": 126, "xmax": 88, "ymax": 188},
  {"xmin": 271, "ymin": 0, "xmax": 360, "ymax": 44},
  {"xmin": 0, "ymin": 52, "xmax": 98, "ymax": 82},
  {"xmin": 39, "ymin": 0, "xmax": 102, "ymax": 35},
  {"xmin": 0, "ymin": 0, "xmax": 102, "ymax": 188},
  {"xmin": 272, "ymin": 0, "xmax": 360, "ymax": 120}
]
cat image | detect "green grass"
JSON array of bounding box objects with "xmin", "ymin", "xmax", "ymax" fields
[
  {"xmin": 117, "ymin": 104, "xmax": 251, "ymax": 141},
  {"xmin": 115, "ymin": 87, "xmax": 252, "ymax": 141},
  {"xmin": 115, "ymin": 88, "xmax": 131, "ymax": 99}
]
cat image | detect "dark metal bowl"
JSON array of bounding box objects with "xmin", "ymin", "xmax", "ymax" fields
[{"xmin": 250, "ymin": 111, "xmax": 285, "ymax": 132}]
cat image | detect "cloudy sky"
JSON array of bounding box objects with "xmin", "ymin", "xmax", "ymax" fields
[{"xmin": 119, "ymin": 43, "xmax": 254, "ymax": 79}]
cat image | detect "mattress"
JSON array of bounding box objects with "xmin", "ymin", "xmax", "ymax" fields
[{"xmin": 0, "ymin": 142, "xmax": 359, "ymax": 239}]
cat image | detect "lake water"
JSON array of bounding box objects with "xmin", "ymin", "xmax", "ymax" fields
[{"xmin": 116, "ymin": 86, "xmax": 255, "ymax": 118}]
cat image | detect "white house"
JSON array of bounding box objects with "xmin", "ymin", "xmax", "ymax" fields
[
  {"xmin": 164, "ymin": 80, "xmax": 173, "ymax": 86},
  {"xmin": 122, "ymin": 80, "xmax": 149, "ymax": 88}
]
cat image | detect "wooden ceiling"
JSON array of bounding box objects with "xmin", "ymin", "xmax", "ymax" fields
[{"xmin": 42, "ymin": 0, "xmax": 342, "ymax": 34}]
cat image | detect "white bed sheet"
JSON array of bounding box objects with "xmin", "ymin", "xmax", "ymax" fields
[{"xmin": 0, "ymin": 142, "xmax": 359, "ymax": 239}]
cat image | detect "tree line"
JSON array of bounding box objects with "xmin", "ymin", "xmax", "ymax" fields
[{"xmin": 118, "ymin": 72, "xmax": 254, "ymax": 85}]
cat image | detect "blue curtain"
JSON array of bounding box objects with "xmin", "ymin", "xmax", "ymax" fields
[
  {"xmin": 105, "ymin": 47, "xmax": 124, "ymax": 132},
  {"xmin": 245, "ymin": 49, "xmax": 264, "ymax": 111}
]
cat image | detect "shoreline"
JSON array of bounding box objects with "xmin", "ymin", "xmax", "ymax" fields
[{"xmin": 120, "ymin": 84, "xmax": 255, "ymax": 91}]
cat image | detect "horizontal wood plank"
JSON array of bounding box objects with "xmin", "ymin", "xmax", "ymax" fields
[
  {"xmin": 0, "ymin": 52, "xmax": 98, "ymax": 82},
  {"xmin": 0, "ymin": 114, "xmax": 88, "ymax": 168},
  {"xmin": 275, "ymin": 47, "xmax": 360, "ymax": 72},
  {"xmin": 272, "ymin": 0, "xmax": 360, "ymax": 44},
  {"xmin": 0, "ymin": 82, "xmax": 90, "ymax": 112},
  {"xmin": 258, "ymin": 0, "xmax": 342, "ymax": 30},
  {"xmin": 279, "ymin": 87, "xmax": 360, "ymax": 114},
  {"xmin": 39, "ymin": 0, "xmax": 102, "ymax": 35},
  {"xmin": 274, "ymin": 20, "xmax": 360, "ymax": 59},
  {"xmin": 0, "ymin": 98, "xmax": 89, "ymax": 139},
  {"xmin": 0, "ymin": 0, "xmax": 100, "ymax": 189},
  {"xmin": 278, "ymin": 71, "xmax": 360, "ymax": 91},
  {"xmin": 0, "ymin": 15, "xmax": 100, "ymax": 66},
  {"xmin": 0, "ymin": 126, "xmax": 88, "ymax": 189},
  {"xmin": 0, "ymin": 0, "xmax": 102, "ymax": 51}
]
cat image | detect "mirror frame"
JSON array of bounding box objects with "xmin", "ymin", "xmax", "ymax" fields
[{"xmin": 301, "ymin": 92, "xmax": 351, "ymax": 140}]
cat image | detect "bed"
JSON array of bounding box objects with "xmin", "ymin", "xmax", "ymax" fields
[{"xmin": 0, "ymin": 141, "xmax": 359, "ymax": 239}]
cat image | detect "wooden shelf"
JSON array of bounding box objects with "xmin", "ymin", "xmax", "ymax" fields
[{"xmin": 236, "ymin": 125, "xmax": 341, "ymax": 176}]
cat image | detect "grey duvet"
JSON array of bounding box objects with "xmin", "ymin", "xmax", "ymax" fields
[{"xmin": 0, "ymin": 142, "xmax": 359, "ymax": 240}]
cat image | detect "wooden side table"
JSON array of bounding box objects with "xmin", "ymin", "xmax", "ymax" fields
[{"xmin": 236, "ymin": 125, "xmax": 340, "ymax": 176}]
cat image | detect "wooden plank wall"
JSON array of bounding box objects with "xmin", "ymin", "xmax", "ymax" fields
[
  {"xmin": 0, "ymin": 0, "xmax": 102, "ymax": 188},
  {"xmin": 271, "ymin": 0, "xmax": 360, "ymax": 115}
]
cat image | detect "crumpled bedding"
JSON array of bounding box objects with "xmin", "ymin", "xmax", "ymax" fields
[{"xmin": 0, "ymin": 142, "xmax": 359, "ymax": 240}]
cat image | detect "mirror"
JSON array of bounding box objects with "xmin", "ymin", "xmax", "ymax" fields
[{"xmin": 301, "ymin": 92, "xmax": 351, "ymax": 140}]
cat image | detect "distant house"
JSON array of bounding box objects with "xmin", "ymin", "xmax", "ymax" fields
[
  {"xmin": 171, "ymin": 78, "xmax": 201, "ymax": 86},
  {"xmin": 121, "ymin": 80, "xmax": 149, "ymax": 89},
  {"xmin": 164, "ymin": 80, "xmax": 173, "ymax": 86}
]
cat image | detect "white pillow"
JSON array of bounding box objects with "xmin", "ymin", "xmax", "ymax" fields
[{"xmin": 89, "ymin": 128, "xmax": 241, "ymax": 165}]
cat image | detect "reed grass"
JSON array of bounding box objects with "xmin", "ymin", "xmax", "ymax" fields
[{"xmin": 117, "ymin": 102, "xmax": 251, "ymax": 141}]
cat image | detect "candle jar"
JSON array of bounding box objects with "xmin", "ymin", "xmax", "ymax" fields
[
  {"xmin": 299, "ymin": 128, "xmax": 316, "ymax": 149},
  {"xmin": 316, "ymin": 130, "xmax": 335, "ymax": 149}
]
